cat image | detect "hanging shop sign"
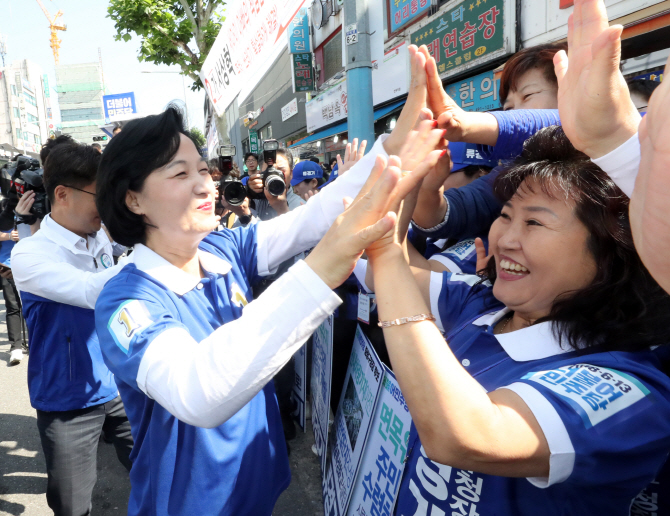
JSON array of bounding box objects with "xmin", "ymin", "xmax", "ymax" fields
[
  {"xmin": 292, "ymin": 53, "xmax": 315, "ymax": 93},
  {"xmin": 288, "ymin": 7, "xmax": 311, "ymax": 53},
  {"xmin": 445, "ymin": 68, "xmax": 500, "ymax": 112},
  {"xmin": 281, "ymin": 98, "xmax": 300, "ymax": 121},
  {"xmin": 249, "ymin": 129, "xmax": 260, "ymax": 153},
  {"xmin": 410, "ymin": 0, "xmax": 515, "ymax": 80},
  {"xmin": 387, "ymin": 0, "xmax": 431, "ymax": 38}
]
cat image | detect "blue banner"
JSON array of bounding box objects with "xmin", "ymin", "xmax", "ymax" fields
[
  {"xmin": 389, "ymin": 0, "xmax": 431, "ymax": 34},
  {"xmin": 446, "ymin": 69, "xmax": 500, "ymax": 112},
  {"xmin": 103, "ymin": 92, "xmax": 137, "ymax": 118},
  {"xmin": 288, "ymin": 7, "xmax": 310, "ymax": 54}
]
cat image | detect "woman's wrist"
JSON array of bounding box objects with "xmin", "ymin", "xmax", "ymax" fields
[{"xmin": 367, "ymin": 245, "xmax": 406, "ymax": 268}]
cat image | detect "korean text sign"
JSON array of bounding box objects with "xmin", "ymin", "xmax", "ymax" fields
[
  {"xmin": 201, "ymin": 0, "xmax": 308, "ymax": 117},
  {"xmin": 445, "ymin": 69, "xmax": 500, "ymax": 111},
  {"xmin": 292, "ymin": 53, "xmax": 315, "ymax": 93},
  {"xmin": 411, "ymin": 0, "xmax": 505, "ymax": 78},
  {"xmin": 288, "ymin": 7, "xmax": 311, "ymax": 53},
  {"xmin": 306, "ymin": 80, "xmax": 348, "ymax": 132},
  {"xmin": 389, "ymin": 0, "xmax": 431, "ymax": 35},
  {"xmin": 103, "ymin": 93, "xmax": 137, "ymax": 119}
]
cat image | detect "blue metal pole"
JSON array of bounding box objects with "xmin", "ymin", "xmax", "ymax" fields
[{"xmin": 344, "ymin": 0, "xmax": 375, "ymax": 151}]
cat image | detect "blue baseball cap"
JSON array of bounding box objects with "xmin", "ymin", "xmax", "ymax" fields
[
  {"xmin": 290, "ymin": 161, "xmax": 324, "ymax": 187},
  {"xmin": 241, "ymin": 176, "xmax": 249, "ymax": 186},
  {"xmin": 449, "ymin": 142, "xmax": 497, "ymax": 173},
  {"xmin": 318, "ymin": 164, "xmax": 338, "ymax": 190}
]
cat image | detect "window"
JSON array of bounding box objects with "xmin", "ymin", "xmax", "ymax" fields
[
  {"xmin": 13, "ymin": 107, "xmax": 20, "ymax": 118},
  {"xmin": 16, "ymin": 129, "xmax": 22, "ymax": 141},
  {"xmin": 10, "ymin": 85, "xmax": 17, "ymax": 96},
  {"xmin": 259, "ymin": 124, "xmax": 273, "ymax": 141},
  {"xmin": 27, "ymin": 113, "xmax": 39, "ymax": 123},
  {"xmin": 322, "ymin": 31, "xmax": 344, "ymax": 83},
  {"xmin": 24, "ymin": 93, "xmax": 37, "ymax": 107},
  {"xmin": 34, "ymin": 134, "xmax": 41, "ymax": 145}
]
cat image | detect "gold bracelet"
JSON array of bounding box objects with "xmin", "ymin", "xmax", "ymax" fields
[{"xmin": 378, "ymin": 314, "xmax": 435, "ymax": 328}]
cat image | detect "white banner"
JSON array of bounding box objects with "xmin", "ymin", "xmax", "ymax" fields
[
  {"xmin": 372, "ymin": 41, "xmax": 410, "ymax": 107},
  {"xmin": 306, "ymin": 80, "xmax": 348, "ymax": 133},
  {"xmin": 201, "ymin": 0, "xmax": 308, "ymax": 117},
  {"xmin": 281, "ymin": 97, "xmax": 299, "ymax": 121}
]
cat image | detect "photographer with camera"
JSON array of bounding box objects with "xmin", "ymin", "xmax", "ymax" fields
[
  {"xmin": 247, "ymin": 142, "xmax": 304, "ymax": 220},
  {"xmin": 11, "ymin": 142, "xmax": 133, "ymax": 516}
]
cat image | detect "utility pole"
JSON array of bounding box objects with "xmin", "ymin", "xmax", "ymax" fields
[{"xmin": 343, "ymin": 0, "xmax": 375, "ymax": 149}]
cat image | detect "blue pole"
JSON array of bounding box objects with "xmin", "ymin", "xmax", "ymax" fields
[{"xmin": 344, "ymin": 0, "xmax": 375, "ymax": 152}]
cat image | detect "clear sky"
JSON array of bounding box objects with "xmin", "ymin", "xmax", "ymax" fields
[{"xmin": 0, "ymin": 0, "xmax": 206, "ymax": 131}]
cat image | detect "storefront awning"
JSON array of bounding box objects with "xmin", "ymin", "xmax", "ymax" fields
[{"xmin": 289, "ymin": 99, "xmax": 405, "ymax": 148}]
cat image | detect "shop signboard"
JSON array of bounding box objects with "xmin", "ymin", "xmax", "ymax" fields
[
  {"xmin": 445, "ymin": 69, "xmax": 500, "ymax": 111},
  {"xmin": 305, "ymin": 80, "xmax": 348, "ymax": 133},
  {"xmin": 249, "ymin": 129, "xmax": 260, "ymax": 154},
  {"xmin": 323, "ymin": 326, "xmax": 411, "ymax": 516},
  {"xmin": 201, "ymin": 0, "xmax": 309, "ymax": 117},
  {"xmin": 103, "ymin": 92, "xmax": 137, "ymax": 119},
  {"xmin": 388, "ymin": 0, "xmax": 431, "ymax": 37},
  {"xmin": 410, "ymin": 0, "xmax": 513, "ymax": 80},
  {"xmin": 288, "ymin": 7, "xmax": 311, "ymax": 53},
  {"xmin": 281, "ymin": 98, "xmax": 299, "ymax": 121},
  {"xmin": 292, "ymin": 53, "xmax": 315, "ymax": 93},
  {"xmin": 372, "ymin": 41, "xmax": 410, "ymax": 106},
  {"xmin": 633, "ymin": 70, "xmax": 664, "ymax": 82}
]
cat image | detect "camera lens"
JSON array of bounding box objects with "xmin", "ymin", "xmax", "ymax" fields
[
  {"xmin": 223, "ymin": 181, "xmax": 247, "ymax": 206},
  {"xmin": 265, "ymin": 174, "xmax": 285, "ymax": 197}
]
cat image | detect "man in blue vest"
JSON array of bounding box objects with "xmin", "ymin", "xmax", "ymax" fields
[{"xmin": 12, "ymin": 142, "xmax": 132, "ymax": 516}]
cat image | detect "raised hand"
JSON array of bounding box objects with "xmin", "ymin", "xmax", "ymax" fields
[
  {"xmin": 553, "ymin": 0, "xmax": 640, "ymax": 158},
  {"xmin": 336, "ymin": 138, "xmax": 368, "ymax": 177},
  {"xmin": 630, "ymin": 54, "xmax": 670, "ymax": 294}
]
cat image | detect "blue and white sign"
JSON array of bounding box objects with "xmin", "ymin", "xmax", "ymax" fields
[
  {"xmin": 103, "ymin": 92, "xmax": 137, "ymax": 119},
  {"xmin": 288, "ymin": 7, "xmax": 310, "ymax": 54},
  {"xmin": 446, "ymin": 70, "xmax": 501, "ymax": 112}
]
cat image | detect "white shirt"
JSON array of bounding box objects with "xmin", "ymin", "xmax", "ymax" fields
[
  {"xmin": 11, "ymin": 214, "xmax": 126, "ymax": 309},
  {"xmin": 591, "ymin": 133, "xmax": 641, "ymax": 198}
]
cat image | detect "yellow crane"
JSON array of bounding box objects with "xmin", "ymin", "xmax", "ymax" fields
[{"xmin": 35, "ymin": 0, "xmax": 66, "ymax": 65}]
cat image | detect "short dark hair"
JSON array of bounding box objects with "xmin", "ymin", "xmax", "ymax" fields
[
  {"xmin": 112, "ymin": 126, "xmax": 122, "ymax": 134},
  {"xmin": 460, "ymin": 165, "xmax": 493, "ymax": 179},
  {"xmin": 499, "ymin": 42, "xmax": 567, "ymax": 104},
  {"xmin": 309, "ymin": 157, "xmax": 320, "ymax": 164},
  {"xmin": 91, "ymin": 143, "xmax": 102, "ymax": 150},
  {"xmin": 244, "ymin": 152, "xmax": 258, "ymax": 162},
  {"xmin": 44, "ymin": 143, "xmax": 100, "ymax": 203},
  {"xmin": 276, "ymin": 148, "xmax": 294, "ymax": 171},
  {"xmin": 97, "ymin": 106, "xmax": 199, "ymax": 247},
  {"xmin": 483, "ymin": 126, "xmax": 670, "ymax": 352},
  {"xmin": 627, "ymin": 79, "xmax": 660, "ymax": 104},
  {"xmin": 40, "ymin": 134, "xmax": 75, "ymax": 164}
]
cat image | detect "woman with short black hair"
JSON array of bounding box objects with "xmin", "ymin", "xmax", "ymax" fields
[
  {"xmin": 93, "ymin": 44, "xmax": 445, "ymax": 516},
  {"xmin": 362, "ymin": 126, "xmax": 670, "ymax": 516}
]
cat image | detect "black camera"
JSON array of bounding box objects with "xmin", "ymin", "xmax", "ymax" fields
[
  {"xmin": 1, "ymin": 155, "xmax": 49, "ymax": 220},
  {"xmin": 217, "ymin": 144, "xmax": 248, "ymax": 207},
  {"xmin": 260, "ymin": 139, "xmax": 286, "ymax": 198}
]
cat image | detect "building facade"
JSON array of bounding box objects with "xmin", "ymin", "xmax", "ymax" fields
[
  {"xmin": 0, "ymin": 59, "xmax": 50, "ymax": 159},
  {"xmin": 56, "ymin": 62, "xmax": 106, "ymax": 145}
]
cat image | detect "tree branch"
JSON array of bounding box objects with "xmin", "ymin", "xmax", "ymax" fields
[
  {"xmin": 178, "ymin": 0, "xmax": 199, "ymax": 30},
  {"xmin": 204, "ymin": 0, "xmax": 216, "ymax": 25},
  {"xmin": 148, "ymin": 18, "xmax": 199, "ymax": 62}
]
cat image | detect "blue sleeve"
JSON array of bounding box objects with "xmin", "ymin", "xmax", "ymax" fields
[
  {"xmin": 414, "ymin": 168, "xmax": 502, "ymax": 241},
  {"xmin": 201, "ymin": 225, "xmax": 260, "ymax": 286},
  {"xmin": 478, "ymin": 109, "xmax": 561, "ymax": 161},
  {"xmin": 433, "ymin": 272, "xmax": 490, "ymax": 334},
  {"xmin": 95, "ymin": 274, "xmax": 188, "ymax": 392},
  {"xmin": 510, "ymin": 362, "xmax": 670, "ymax": 489}
]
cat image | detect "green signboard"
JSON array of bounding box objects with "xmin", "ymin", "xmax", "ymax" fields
[
  {"xmin": 249, "ymin": 129, "xmax": 260, "ymax": 154},
  {"xmin": 292, "ymin": 53, "xmax": 315, "ymax": 93},
  {"xmin": 411, "ymin": 0, "xmax": 505, "ymax": 78}
]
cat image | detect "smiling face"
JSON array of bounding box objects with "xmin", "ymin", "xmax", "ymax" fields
[
  {"xmin": 488, "ymin": 178, "xmax": 598, "ymax": 322},
  {"xmin": 503, "ymin": 68, "xmax": 558, "ymax": 111},
  {"xmin": 125, "ymin": 134, "xmax": 217, "ymax": 246}
]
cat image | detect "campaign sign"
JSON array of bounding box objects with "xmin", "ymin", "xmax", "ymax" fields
[
  {"xmin": 348, "ymin": 368, "xmax": 412, "ymax": 516},
  {"xmin": 312, "ymin": 315, "xmax": 334, "ymax": 473},
  {"xmin": 446, "ymin": 69, "xmax": 500, "ymax": 112},
  {"xmin": 103, "ymin": 92, "xmax": 137, "ymax": 119},
  {"xmin": 323, "ymin": 326, "xmax": 384, "ymax": 516},
  {"xmin": 292, "ymin": 343, "xmax": 307, "ymax": 432},
  {"xmin": 411, "ymin": 0, "xmax": 506, "ymax": 78},
  {"xmin": 288, "ymin": 7, "xmax": 311, "ymax": 53}
]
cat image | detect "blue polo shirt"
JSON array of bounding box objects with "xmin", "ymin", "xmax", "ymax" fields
[
  {"xmin": 0, "ymin": 233, "xmax": 14, "ymax": 267},
  {"xmin": 395, "ymin": 273, "xmax": 670, "ymax": 516},
  {"xmin": 95, "ymin": 227, "xmax": 289, "ymax": 516}
]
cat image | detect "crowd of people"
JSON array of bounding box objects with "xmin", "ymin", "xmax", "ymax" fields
[{"xmin": 1, "ymin": 0, "xmax": 669, "ymax": 514}]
